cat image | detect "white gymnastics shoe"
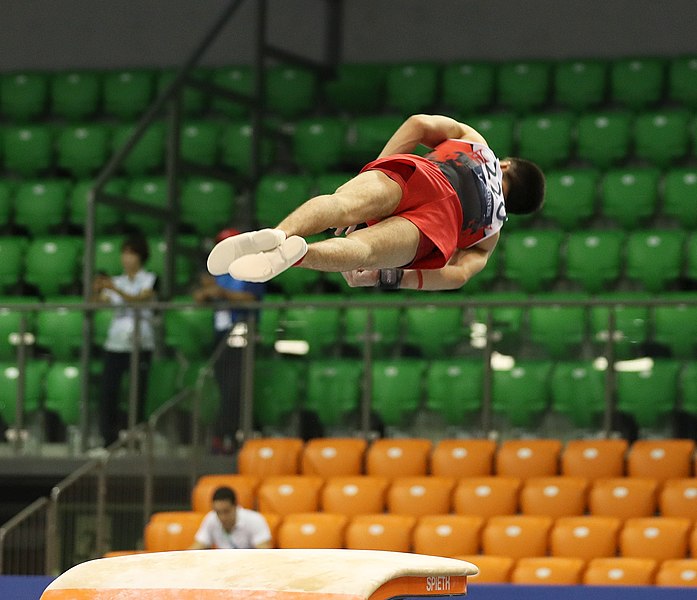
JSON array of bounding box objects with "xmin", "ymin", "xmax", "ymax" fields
[
  {"xmin": 228, "ymin": 236, "xmax": 308, "ymax": 282},
  {"xmin": 206, "ymin": 229, "xmax": 286, "ymax": 275}
]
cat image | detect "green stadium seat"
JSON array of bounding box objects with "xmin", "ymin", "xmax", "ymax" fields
[
  {"xmin": 403, "ymin": 295, "xmax": 465, "ymax": 356},
  {"xmin": 102, "ymin": 69, "xmax": 155, "ymax": 120},
  {"xmin": 550, "ymin": 361, "xmax": 606, "ymax": 429},
  {"xmin": 111, "ymin": 121, "xmax": 166, "ymax": 175},
  {"xmin": 180, "ymin": 178, "xmax": 235, "ymax": 236},
  {"xmin": 313, "ymin": 172, "xmax": 353, "ymax": 196},
  {"xmin": 343, "ymin": 299, "xmax": 402, "ymax": 356},
  {"xmin": 565, "ymin": 230, "xmax": 624, "ymax": 293},
  {"xmin": 502, "ymin": 230, "xmax": 564, "ymax": 293},
  {"xmin": 492, "ymin": 361, "xmax": 552, "ymax": 429},
  {"xmin": 322, "ymin": 63, "xmax": 386, "ymax": 114},
  {"xmin": 470, "ymin": 291, "xmax": 528, "ymax": 350},
  {"xmin": 425, "ymin": 359, "xmax": 483, "ymax": 425},
  {"xmin": 527, "ymin": 294, "xmax": 588, "ymax": 358},
  {"xmin": 442, "ymin": 61, "xmax": 496, "ymax": 115},
  {"xmin": 68, "ymin": 178, "xmax": 124, "ymax": 233},
  {"xmin": 124, "ymin": 176, "xmax": 168, "ymax": 234},
  {"xmin": 24, "ymin": 236, "xmax": 82, "ymax": 297},
  {"xmin": 93, "ymin": 236, "xmax": 123, "ymax": 276},
  {"xmin": 36, "ymin": 296, "xmax": 84, "ymax": 359},
  {"xmin": 496, "ymin": 61, "xmax": 551, "ymax": 113},
  {"xmin": 304, "ymin": 359, "xmax": 363, "ymax": 428},
  {"xmin": 258, "ymin": 293, "xmax": 284, "ymax": 347},
  {"xmin": 219, "ymin": 121, "xmax": 275, "ymax": 177},
  {"xmin": 2, "ymin": 125, "xmax": 53, "ymax": 177},
  {"xmin": 253, "ymin": 358, "xmax": 304, "ymax": 428},
  {"xmin": 685, "ymin": 233, "xmax": 697, "ymax": 282},
  {"xmin": 542, "ymin": 168, "xmax": 598, "ymax": 230},
  {"xmin": 589, "ymin": 292, "xmax": 650, "ymax": 359},
  {"xmin": 370, "ymin": 359, "xmax": 426, "ymax": 427},
  {"xmin": 266, "ymin": 65, "xmax": 317, "ymax": 119},
  {"xmin": 158, "ymin": 68, "xmax": 208, "ymax": 115},
  {"xmin": 0, "ymin": 297, "xmax": 40, "ymax": 360},
  {"xmin": 180, "ymin": 120, "xmax": 220, "ymax": 167},
  {"xmin": 56, "ymin": 123, "xmax": 111, "ymax": 177},
  {"xmin": 610, "ymin": 57, "xmax": 666, "ymax": 109},
  {"xmin": 517, "ymin": 112, "xmax": 575, "ymax": 170},
  {"xmin": 13, "ymin": 179, "xmax": 69, "ymax": 236},
  {"xmin": 0, "ymin": 360, "xmax": 47, "ymax": 426},
  {"xmin": 600, "ymin": 167, "xmax": 660, "ymax": 229},
  {"xmin": 576, "ymin": 111, "xmax": 632, "ymax": 168},
  {"xmin": 553, "ymin": 59, "xmax": 608, "ymax": 111},
  {"xmin": 278, "ymin": 294, "xmax": 341, "ymax": 357},
  {"xmin": 143, "ymin": 358, "xmax": 181, "ymax": 419},
  {"xmin": 344, "ymin": 115, "xmax": 403, "ymax": 167},
  {"xmin": 163, "ymin": 299, "xmax": 214, "ymax": 358},
  {"xmin": 679, "ymin": 362, "xmax": 697, "ymax": 418},
  {"xmin": 625, "ymin": 230, "xmax": 686, "ymax": 293},
  {"xmin": 44, "ymin": 362, "xmax": 82, "ymax": 426},
  {"xmin": 292, "ymin": 117, "xmax": 347, "ymax": 174},
  {"xmin": 272, "ymin": 267, "xmax": 322, "ymax": 296},
  {"xmin": 180, "ymin": 361, "xmax": 220, "ymax": 426},
  {"xmin": 385, "ymin": 63, "xmax": 439, "ymax": 115},
  {"xmin": 467, "ymin": 113, "xmax": 516, "ymax": 158},
  {"xmin": 147, "ymin": 237, "xmax": 195, "ymax": 289},
  {"xmin": 662, "ymin": 168, "xmax": 697, "ymax": 228},
  {"xmin": 652, "ymin": 294, "xmax": 697, "ymax": 358},
  {"xmin": 616, "ymin": 360, "xmax": 680, "ymax": 429},
  {"xmin": 0, "ymin": 72, "xmax": 48, "ymax": 121},
  {"xmin": 668, "ymin": 55, "xmax": 697, "ymax": 108},
  {"xmin": 255, "ymin": 174, "xmax": 313, "ymax": 227},
  {"xmin": 210, "ymin": 65, "xmax": 253, "ymax": 118},
  {"xmin": 0, "ymin": 237, "xmax": 27, "ymax": 293},
  {"xmin": 633, "ymin": 109, "xmax": 691, "ymax": 167},
  {"xmin": 50, "ymin": 70, "xmax": 101, "ymax": 120},
  {"xmin": 0, "ymin": 181, "xmax": 12, "ymax": 228}
]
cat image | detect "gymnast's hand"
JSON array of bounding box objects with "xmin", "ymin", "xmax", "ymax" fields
[{"xmin": 342, "ymin": 269, "xmax": 379, "ymax": 287}]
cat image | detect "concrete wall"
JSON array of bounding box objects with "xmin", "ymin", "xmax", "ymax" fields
[{"xmin": 0, "ymin": 0, "xmax": 694, "ymax": 71}]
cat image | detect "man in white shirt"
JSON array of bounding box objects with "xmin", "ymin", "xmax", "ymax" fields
[{"xmin": 189, "ymin": 486, "xmax": 272, "ymax": 550}]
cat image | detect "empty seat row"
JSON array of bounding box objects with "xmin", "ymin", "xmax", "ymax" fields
[
  {"xmin": 191, "ymin": 471, "xmax": 697, "ymax": 522},
  {"xmin": 253, "ymin": 358, "xmax": 697, "ymax": 430},
  {"xmin": 3, "ymin": 57, "xmax": 697, "ymax": 123},
  {"xmin": 234, "ymin": 438, "xmax": 696, "ymax": 482}
]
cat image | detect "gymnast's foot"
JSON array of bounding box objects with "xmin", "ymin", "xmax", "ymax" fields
[
  {"xmin": 228, "ymin": 236, "xmax": 308, "ymax": 282},
  {"xmin": 207, "ymin": 229, "xmax": 286, "ymax": 275}
]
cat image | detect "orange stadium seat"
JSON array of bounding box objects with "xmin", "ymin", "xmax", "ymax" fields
[
  {"xmin": 550, "ymin": 516, "xmax": 621, "ymax": 561},
  {"xmin": 659, "ymin": 478, "xmax": 697, "ymax": 519},
  {"xmin": 320, "ymin": 476, "xmax": 390, "ymax": 516},
  {"xmin": 588, "ymin": 477, "xmax": 658, "ymax": 520},
  {"xmin": 277, "ymin": 512, "xmax": 348, "ymax": 549},
  {"xmin": 412, "ymin": 515, "xmax": 484, "ymax": 557},
  {"xmin": 300, "ymin": 437, "xmax": 367, "ymax": 477},
  {"xmin": 656, "ymin": 559, "xmax": 697, "ymax": 587},
  {"xmin": 511, "ymin": 557, "xmax": 585, "ymax": 585},
  {"xmin": 519, "ymin": 476, "xmax": 589, "ymax": 518},
  {"xmin": 237, "ymin": 438, "xmax": 304, "ymax": 478},
  {"xmin": 144, "ymin": 511, "xmax": 205, "ymax": 552},
  {"xmin": 261, "ymin": 513, "xmax": 282, "ymax": 548},
  {"xmin": 256, "ymin": 476, "xmax": 324, "ymax": 516},
  {"xmin": 430, "ymin": 439, "xmax": 496, "ymax": 478},
  {"xmin": 365, "ymin": 438, "xmax": 432, "ymax": 479},
  {"xmin": 561, "ymin": 439, "xmax": 628, "ymax": 480},
  {"xmin": 386, "ymin": 476, "xmax": 455, "ymax": 517},
  {"xmin": 481, "ymin": 515, "xmax": 553, "ymax": 559},
  {"xmin": 627, "ymin": 439, "xmax": 695, "ymax": 484},
  {"xmin": 191, "ymin": 474, "xmax": 259, "ymax": 512},
  {"xmin": 619, "ymin": 517, "xmax": 691, "ymax": 561},
  {"xmin": 453, "ymin": 476, "xmax": 521, "ymax": 518},
  {"xmin": 345, "ymin": 514, "xmax": 416, "ymax": 552},
  {"xmin": 583, "ymin": 557, "xmax": 658, "ymax": 586},
  {"xmin": 495, "ymin": 439, "xmax": 562, "ymax": 479},
  {"xmin": 456, "ymin": 555, "xmax": 514, "ymax": 584}
]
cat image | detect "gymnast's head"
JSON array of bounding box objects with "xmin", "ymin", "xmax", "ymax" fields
[{"xmin": 500, "ymin": 157, "xmax": 546, "ymax": 215}]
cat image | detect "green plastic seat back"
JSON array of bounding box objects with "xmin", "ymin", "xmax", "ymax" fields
[
  {"xmin": 663, "ymin": 168, "xmax": 697, "ymax": 228},
  {"xmin": 517, "ymin": 112, "xmax": 575, "ymax": 170},
  {"xmin": 44, "ymin": 362, "xmax": 82, "ymax": 425},
  {"xmin": 492, "ymin": 361, "xmax": 552, "ymax": 428},
  {"xmin": 633, "ymin": 109, "xmax": 691, "ymax": 168},
  {"xmin": 0, "ymin": 360, "xmax": 47, "ymax": 425},
  {"xmin": 425, "ymin": 359, "xmax": 483, "ymax": 425},
  {"xmin": 180, "ymin": 120, "xmax": 221, "ymax": 167},
  {"xmin": 626, "ymin": 230, "xmax": 686, "ymax": 293},
  {"xmin": 653, "ymin": 296, "xmax": 697, "ymax": 358},
  {"xmin": 0, "ymin": 72, "xmax": 48, "ymax": 121},
  {"xmin": 163, "ymin": 300, "xmax": 214, "ymax": 358},
  {"xmin": 2, "ymin": 125, "xmax": 53, "ymax": 176},
  {"xmin": 279, "ymin": 295, "xmax": 341, "ymax": 357},
  {"xmin": 292, "ymin": 117, "xmax": 347, "ymax": 175},
  {"xmin": 542, "ymin": 168, "xmax": 599, "ymax": 230},
  {"xmin": 36, "ymin": 295, "xmax": 84, "ymax": 359},
  {"xmin": 124, "ymin": 177, "xmax": 168, "ymax": 234},
  {"xmin": 403, "ymin": 296, "xmax": 465, "ymax": 356},
  {"xmin": 266, "ymin": 65, "xmax": 317, "ymax": 119},
  {"xmin": 0, "ymin": 237, "xmax": 27, "ymax": 292},
  {"xmin": 14, "ymin": 180, "xmax": 69, "ymax": 235},
  {"xmin": 600, "ymin": 168, "xmax": 660, "ymax": 229},
  {"xmin": 0, "ymin": 296, "xmax": 40, "ymax": 360},
  {"xmin": 344, "ymin": 115, "xmax": 403, "ymax": 167},
  {"xmin": 576, "ymin": 111, "xmax": 632, "ymax": 168},
  {"xmin": 553, "ymin": 59, "xmax": 608, "ymax": 111},
  {"xmin": 24, "ymin": 236, "xmax": 82, "ymax": 297},
  {"xmin": 219, "ymin": 121, "xmax": 275, "ymax": 177},
  {"xmin": 550, "ymin": 361, "xmax": 606, "ymax": 428},
  {"xmin": 616, "ymin": 360, "xmax": 680, "ymax": 428},
  {"xmin": 565, "ymin": 230, "xmax": 624, "ymax": 293},
  {"xmin": 467, "ymin": 113, "xmax": 515, "ymax": 158},
  {"xmin": 528, "ymin": 294, "xmax": 588, "ymax": 358},
  {"xmin": 442, "ymin": 62, "xmax": 496, "ymax": 114},
  {"xmin": 180, "ymin": 178, "xmax": 235, "ymax": 235},
  {"xmin": 111, "ymin": 122, "xmax": 166, "ymax": 175},
  {"xmin": 102, "ymin": 69, "xmax": 155, "ymax": 120},
  {"xmin": 322, "ymin": 63, "xmax": 387, "ymax": 114},
  {"xmin": 254, "ymin": 174, "xmax": 313, "ymax": 227},
  {"xmin": 69, "ymin": 178, "xmax": 124, "ymax": 232},
  {"xmin": 385, "ymin": 62, "xmax": 439, "ymax": 115},
  {"xmin": 370, "ymin": 359, "xmax": 426, "ymax": 427},
  {"xmin": 210, "ymin": 66, "xmax": 253, "ymax": 118},
  {"xmin": 56, "ymin": 123, "xmax": 111, "ymax": 177},
  {"xmin": 304, "ymin": 359, "xmax": 363, "ymax": 427},
  {"xmin": 253, "ymin": 358, "xmax": 304, "ymax": 427},
  {"xmin": 610, "ymin": 57, "xmax": 666, "ymax": 109},
  {"xmin": 668, "ymin": 55, "xmax": 697, "ymax": 108},
  {"xmin": 502, "ymin": 230, "xmax": 564, "ymax": 293},
  {"xmin": 589, "ymin": 293, "xmax": 650, "ymax": 359},
  {"xmin": 496, "ymin": 61, "xmax": 551, "ymax": 113}
]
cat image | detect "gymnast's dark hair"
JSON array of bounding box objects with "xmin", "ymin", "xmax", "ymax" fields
[
  {"xmin": 212, "ymin": 486, "xmax": 237, "ymax": 505},
  {"xmin": 502, "ymin": 157, "xmax": 545, "ymax": 215}
]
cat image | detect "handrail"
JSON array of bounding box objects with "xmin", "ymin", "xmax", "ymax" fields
[{"xmin": 0, "ymin": 497, "xmax": 49, "ymax": 575}]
